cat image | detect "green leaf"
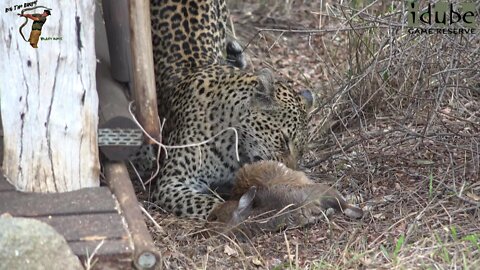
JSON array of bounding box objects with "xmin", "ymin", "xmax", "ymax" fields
[
  {"xmin": 450, "ymin": 226, "xmax": 458, "ymax": 241},
  {"xmin": 393, "ymin": 235, "xmax": 405, "ymax": 258}
]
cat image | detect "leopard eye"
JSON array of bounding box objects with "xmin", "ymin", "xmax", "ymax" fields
[{"xmin": 208, "ymin": 214, "xmax": 218, "ymax": 222}]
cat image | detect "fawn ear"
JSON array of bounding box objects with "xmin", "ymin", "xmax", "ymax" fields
[{"xmin": 234, "ymin": 186, "xmax": 257, "ymax": 218}]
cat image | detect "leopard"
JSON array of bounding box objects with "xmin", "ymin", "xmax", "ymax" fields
[{"xmin": 148, "ymin": 0, "xmax": 312, "ymax": 220}]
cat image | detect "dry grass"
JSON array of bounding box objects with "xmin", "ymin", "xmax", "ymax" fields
[{"xmin": 137, "ymin": 1, "xmax": 480, "ymax": 269}]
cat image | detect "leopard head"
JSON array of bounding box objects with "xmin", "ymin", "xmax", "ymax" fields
[{"xmin": 237, "ymin": 69, "xmax": 312, "ymax": 169}]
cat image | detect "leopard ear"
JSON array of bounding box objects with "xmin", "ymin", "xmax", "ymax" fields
[
  {"xmin": 299, "ymin": 89, "xmax": 314, "ymax": 112},
  {"xmin": 252, "ymin": 68, "xmax": 276, "ymax": 109}
]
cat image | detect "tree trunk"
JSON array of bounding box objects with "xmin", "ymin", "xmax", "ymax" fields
[{"xmin": 0, "ymin": 0, "xmax": 99, "ymax": 192}]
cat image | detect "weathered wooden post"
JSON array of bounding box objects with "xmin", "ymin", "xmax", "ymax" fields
[
  {"xmin": 128, "ymin": 0, "xmax": 161, "ymax": 143},
  {"xmin": 0, "ymin": 0, "xmax": 99, "ymax": 192}
]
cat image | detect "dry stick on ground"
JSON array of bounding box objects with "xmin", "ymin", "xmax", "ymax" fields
[
  {"xmin": 208, "ymin": 230, "xmax": 264, "ymax": 264},
  {"xmin": 401, "ymin": 159, "xmax": 477, "ymax": 245},
  {"xmin": 435, "ymin": 178, "xmax": 480, "ymax": 207},
  {"xmin": 307, "ymin": 81, "xmax": 349, "ymax": 117},
  {"xmin": 283, "ymin": 232, "xmax": 293, "ymax": 268},
  {"xmin": 255, "ymin": 24, "xmax": 390, "ymax": 35},
  {"xmin": 437, "ymin": 119, "xmax": 477, "ymax": 139},
  {"xmin": 242, "ymin": 23, "xmax": 392, "ymax": 58},
  {"xmin": 437, "ymin": 110, "xmax": 480, "ymax": 128},
  {"xmin": 395, "ymin": 124, "xmax": 480, "ymax": 155},
  {"xmin": 307, "ymin": 34, "xmax": 389, "ymax": 132},
  {"xmin": 304, "ymin": 129, "xmax": 397, "ymax": 168},
  {"xmin": 341, "ymin": 21, "xmax": 396, "ymax": 127},
  {"xmin": 320, "ymin": 28, "xmax": 388, "ymax": 104},
  {"xmin": 420, "ymin": 58, "xmax": 452, "ymax": 138},
  {"xmin": 306, "ymin": 33, "xmax": 345, "ymax": 87}
]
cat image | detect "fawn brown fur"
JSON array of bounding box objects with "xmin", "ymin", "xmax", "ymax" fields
[{"xmin": 207, "ymin": 161, "xmax": 363, "ymax": 236}]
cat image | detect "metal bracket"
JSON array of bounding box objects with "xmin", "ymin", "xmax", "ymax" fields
[
  {"xmin": 98, "ymin": 128, "xmax": 144, "ymax": 161},
  {"xmin": 98, "ymin": 128, "xmax": 143, "ymax": 146}
]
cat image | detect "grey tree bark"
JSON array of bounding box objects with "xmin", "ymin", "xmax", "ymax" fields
[{"xmin": 0, "ymin": 0, "xmax": 99, "ymax": 192}]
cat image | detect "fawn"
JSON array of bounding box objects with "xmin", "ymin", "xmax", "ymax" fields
[{"xmin": 207, "ymin": 161, "xmax": 363, "ymax": 236}]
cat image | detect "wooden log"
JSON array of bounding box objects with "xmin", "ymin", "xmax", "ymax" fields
[
  {"xmin": 104, "ymin": 162, "xmax": 159, "ymax": 270},
  {"xmin": 128, "ymin": 0, "xmax": 161, "ymax": 144},
  {"xmin": 102, "ymin": 0, "xmax": 132, "ymax": 83},
  {"xmin": 97, "ymin": 63, "xmax": 143, "ymax": 161},
  {"xmin": 95, "ymin": 1, "xmax": 142, "ymax": 162},
  {"xmin": 0, "ymin": 0, "xmax": 99, "ymax": 192}
]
